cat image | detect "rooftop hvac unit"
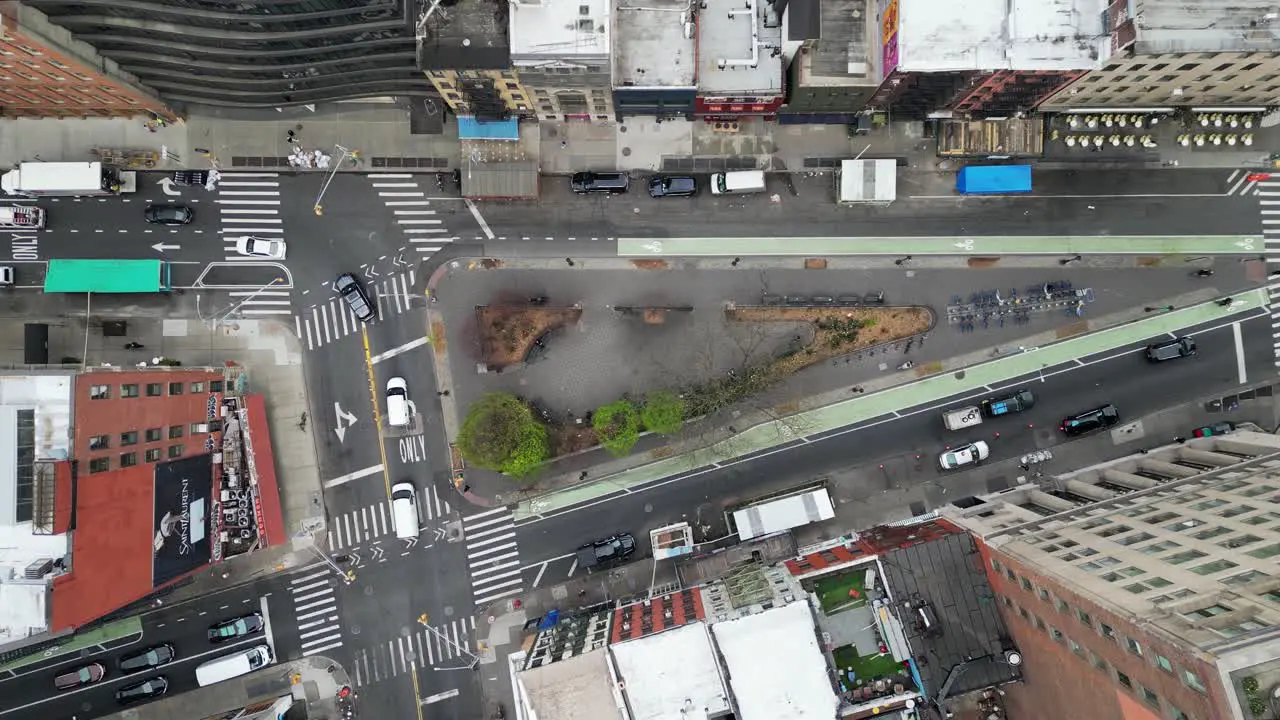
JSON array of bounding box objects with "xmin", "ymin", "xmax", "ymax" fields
[{"xmin": 24, "ymin": 558, "xmax": 54, "ymax": 579}]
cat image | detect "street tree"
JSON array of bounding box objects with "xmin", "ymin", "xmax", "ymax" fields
[
  {"xmin": 457, "ymin": 392, "xmax": 549, "ymax": 478},
  {"xmin": 641, "ymin": 390, "xmax": 685, "ymax": 435},
  {"xmin": 593, "ymin": 399, "xmax": 642, "ymax": 457}
]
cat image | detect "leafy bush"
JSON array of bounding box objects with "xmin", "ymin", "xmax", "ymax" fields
[
  {"xmin": 593, "ymin": 399, "xmax": 642, "ymax": 456},
  {"xmin": 641, "ymin": 391, "xmax": 685, "ymax": 435},
  {"xmin": 457, "ymin": 392, "xmax": 549, "ymax": 478}
]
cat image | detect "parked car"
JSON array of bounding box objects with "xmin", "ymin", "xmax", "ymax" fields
[
  {"xmin": 576, "ymin": 533, "xmax": 636, "ymax": 570},
  {"xmin": 979, "ymin": 390, "xmax": 1035, "ymax": 418},
  {"xmin": 144, "ymin": 205, "xmax": 193, "ymax": 225},
  {"xmin": 54, "ymin": 662, "xmax": 106, "ymax": 691},
  {"xmin": 570, "ymin": 172, "xmax": 629, "ymax": 194},
  {"xmin": 208, "ymin": 613, "xmax": 264, "ymax": 643},
  {"xmin": 1060, "ymin": 404, "xmax": 1120, "ymax": 437},
  {"xmin": 1193, "ymin": 421, "xmax": 1235, "ymax": 438},
  {"xmin": 1145, "ymin": 336, "xmax": 1196, "ymax": 362},
  {"xmin": 335, "ymin": 273, "xmax": 376, "ymax": 322},
  {"xmin": 235, "ymin": 236, "xmax": 287, "ymax": 259},
  {"xmin": 647, "ymin": 175, "xmax": 697, "ymax": 198},
  {"xmin": 0, "ymin": 265, "xmax": 13, "ymax": 286},
  {"xmin": 115, "ymin": 676, "xmax": 168, "ymax": 705},
  {"xmin": 119, "ymin": 644, "xmax": 175, "ymax": 673},
  {"xmin": 939, "ymin": 441, "xmax": 990, "ymax": 470}
]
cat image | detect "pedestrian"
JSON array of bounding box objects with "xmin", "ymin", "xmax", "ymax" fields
[
  {"xmin": 1174, "ymin": 436, "xmax": 1187, "ymax": 444},
  {"xmin": 560, "ymin": 140, "xmax": 568, "ymax": 149},
  {"xmin": 1019, "ymin": 463, "xmax": 1029, "ymax": 472},
  {"xmin": 565, "ymin": 257, "xmax": 575, "ymax": 267},
  {"xmin": 731, "ymin": 257, "xmax": 741, "ymax": 267},
  {"xmin": 578, "ymin": 471, "xmax": 588, "ymax": 481}
]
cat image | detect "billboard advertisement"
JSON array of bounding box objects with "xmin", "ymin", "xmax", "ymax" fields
[
  {"xmin": 880, "ymin": 0, "xmax": 900, "ymax": 81},
  {"xmin": 152, "ymin": 455, "xmax": 213, "ymax": 587}
]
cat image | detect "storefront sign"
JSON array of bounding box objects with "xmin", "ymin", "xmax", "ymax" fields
[
  {"xmin": 152, "ymin": 455, "xmax": 213, "ymax": 586},
  {"xmin": 880, "ymin": 0, "xmax": 900, "ymax": 80}
]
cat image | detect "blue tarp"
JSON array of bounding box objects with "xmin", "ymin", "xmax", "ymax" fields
[
  {"xmin": 457, "ymin": 117, "xmax": 520, "ymax": 141},
  {"xmin": 955, "ymin": 165, "xmax": 1032, "ymax": 195}
]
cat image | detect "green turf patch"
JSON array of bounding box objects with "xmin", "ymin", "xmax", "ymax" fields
[
  {"xmin": 813, "ymin": 570, "xmax": 868, "ymax": 614},
  {"xmin": 831, "ymin": 643, "xmax": 905, "ymax": 691}
]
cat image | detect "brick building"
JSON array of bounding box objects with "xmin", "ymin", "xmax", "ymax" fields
[
  {"xmin": 943, "ymin": 429, "xmax": 1280, "ymax": 720},
  {"xmin": 0, "ymin": 2, "xmax": 174, "ymax": 120},
  {"xmin": 74, "ymin": 369, "xmax": 227, "ymax": 474}
]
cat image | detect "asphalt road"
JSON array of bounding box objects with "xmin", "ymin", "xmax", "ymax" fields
[
  {"xmin": 511, "ymin": 306, "xmax": 1273, "ymax": 584},
  {"xmin": 0, "ymin": 569, "xmax": 319, "ymax": 720}
]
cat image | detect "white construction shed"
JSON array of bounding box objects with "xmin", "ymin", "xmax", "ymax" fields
[{"xmin": 837, "ymin": 159, "xmax": 896, "ymax": 205}]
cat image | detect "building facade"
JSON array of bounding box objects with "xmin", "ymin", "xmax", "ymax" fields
[
  {"xmin": 867, "ymin": 0, "xmax": 1101, "ymax": 119},
  {"xmin": 777, "ymin": 0, "xmax": 879, "ymax": 124},
  {"xmin": 0, "ymin": 3, "xmax": 174, "ymax": 120},
  {"xmin": 509, "ymin": 0, "xmax": 613, "ymax": 121},
  {"xmin": 695, "ymin": 0, "xmax": 786, "ymax": 118},
  {"xmin": 1039, "ymin": 0, "xmax": 1280, "ymax": 112},
  {"xmin": 418, "ymin": 0, "xmax": 525, "ymax": 119},
  {"xmin": 24, "ymin": 0, "xmax": 430, "ymax": 109},
  {"xmin": 611, "ymin": 0, "xmax": 697, "ymax": 119},
  {"xmin": 75, "ymin": 369, "xmax": 227, "ymax": 475},
  {"xmin": 944, "ymin": 430, "xmax": 1280, "ymax": 720}
]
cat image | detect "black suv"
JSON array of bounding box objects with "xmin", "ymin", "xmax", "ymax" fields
[
  {"xmin": 119, "ymin": 644, "xmax": 175, "ymax": 673},
  {"xmin": 980, "ymin": 389, "xmax": 1035, "ymax": 417},
  {"xmin": 335, "ymin": 273, "xmax": 376, "ymax": 322},
  {"xmin": 115, "ymin": 676, "xmax": 168, "ymax": 705},
  {"xmin": 647, "ymin": 175, "xmax": 697, "ymax": 198},
  {"xmin": 1145, "ymin": 337, "xmax": 1196, "ymax": 362},
  {"xmin": 144, "ymin": 205, "xmax": 193, "ymax": 225},
  {"xmin": 571, "ymin": 172, "xmax": 629, "ymax": 194},
  {"xmin": 576, "ymin": 533, "xmax": 636, "ymax": 570},
  {"xmin": 1060, "ymin": 404, "xmax": 1120, "ymax": 436}
]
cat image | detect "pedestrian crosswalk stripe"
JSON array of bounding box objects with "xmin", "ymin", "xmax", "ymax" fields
[
  {"xmin": 287, "ymin": 571, "xmax": 344, "ymax": 657},
  {"xmin": 350, "ymin": 616, "xmax": 477, "ymax": 688},
  {"xmin": 325, "ymin": 481, "xmax": 449, "ymax": 551},
  {"xmin": 217, "ymin": 173, "xmax": 293, "ymax": 316},
  {"xmin": 462, "ymin": 508, "xmax": 523, "ymax": 606}
]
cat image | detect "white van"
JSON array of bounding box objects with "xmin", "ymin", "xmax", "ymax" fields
[
  {"xmin": 709, "ymin": 170, "xmax": 766, "ymax": 195},
  {"xmin": 390, "ymin": 482, "xmax": 419, "ymax": 539},
  {"xmin": 942, "ymin": 406, "xmax": 983, "ymax": 431},
  {"xmin": 386, "ymin": 377, "xmax": 411, "ymax": 427},
  {"xmin": 195, "ymin": 645, "xmax": 273, "ymax": 687}
]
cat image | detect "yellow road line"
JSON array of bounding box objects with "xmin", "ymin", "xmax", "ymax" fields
[
  {"xmin": 410, "ymin": 665, "xmax": 424, "ymax": 720},
  {"xmin": 361, "ymin": 325, "xmax": 394, "ymax": 502}
]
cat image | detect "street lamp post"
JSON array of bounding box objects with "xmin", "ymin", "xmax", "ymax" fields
[
  {"xmin": 313, "ymin": 144, "xmax": 356, "ymax": 216},
  {"xmin": 306, "ymin": 540, "xmax": 355, "ymax": 585},
  {"xmin": 416, "ymin": 613, "xmax": 479, "ymax": 670}
]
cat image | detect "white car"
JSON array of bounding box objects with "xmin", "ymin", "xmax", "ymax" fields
[
  {"xmin": 939, "ymin": 441, "xmax": 990, "ymax": 470},
  {"xmin": 234, "ymin": 236, "xmax": 287, "ymax": 259}
]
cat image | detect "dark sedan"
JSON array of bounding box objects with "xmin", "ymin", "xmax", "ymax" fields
[
  {"xmin": 208, "ymin": 613, "xmax": 264, "ymax": 643},
  {"xmin": 116, "ymin": 676, "xmax": 168, "ymax": 705},
  {"xmin": 144, "ymin": 205, "xmax": 193, "ymax": 225},
  {"xmin": 648, "ymin": 175, "xmax": 698, "ymax": 198}
]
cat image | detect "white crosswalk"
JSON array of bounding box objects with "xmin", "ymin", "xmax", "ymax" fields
[
  {"xmin": 326, "ymin": 481, "xmax": 450, "ymax": 552},
  {"xmin": 288, "ymin": 569, "xmax": 345, "ymax": 657},
  {"xmin": 217, "ymin": 172, "xmax": 292, "ymax": 317},
  {"xmin": 1261, "ymin": 175, "xmax": 1280, "ymax": 363},
  {"xmin": 350, "ymin": 616, "xmax": 476, "ymax": 688},
  {"xmin": 367, "ymin": 173, "xmax": 454, "ymax": 255},
  {"xmin": 295, "ymin": 269, "xmax": 416, "ymax": 351},
  {"xmin": 1227, "ymin": 169, "xmax": 1264, "ymax": 197},
  {"xmin": 462, "ymin": 508, "xmax": 523, "ymax": 607}
]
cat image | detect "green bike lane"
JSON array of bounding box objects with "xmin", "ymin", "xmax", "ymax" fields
[
  {"xmin": 516, "ymin": 289, "xmax": 1268, "ymax": 520},
  {"xmin": 616, "ymin": 235, "xmax": 1260, "ymax": 257},
  {"xmin": 0, "ymin": 616, "xmax": 142, "ymax": 673}
]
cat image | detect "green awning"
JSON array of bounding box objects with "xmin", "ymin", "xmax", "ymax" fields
[{"xmin": 43, "ymin": 260, "xmax": 167, "ymax": 293}]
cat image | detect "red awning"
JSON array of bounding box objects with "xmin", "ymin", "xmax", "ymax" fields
[{"xmin": 244, "ymin": 395, "xmax": 286, "ymax": 546}]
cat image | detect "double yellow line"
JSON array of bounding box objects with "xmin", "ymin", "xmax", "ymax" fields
[{"xmin": 360, "ymin": 326, "xmax": 394, "ymax": 502}]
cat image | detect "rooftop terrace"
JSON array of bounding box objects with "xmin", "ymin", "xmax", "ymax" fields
[
  {"xmin": 416, "ymin": 0, "xmax": 511, "ymax": 70},
  {"xmin": 510, "ymin": 0, "xmax": 611, "ymax": 60},
  {"xmin": 613, "ymin": 0, "xmax": 697, "ymax": 87},
  {"xmin": 698, "ymin": 0, "xmax": 785, "ymax": 95},
  {"xmin": 897, "ymin": 0, "xmax": 1105, "ymax": 72}
]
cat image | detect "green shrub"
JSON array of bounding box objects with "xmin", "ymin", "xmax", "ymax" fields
[{"xmin": 593, "ymin": 399, "xmax": 642, "ymax": 456}]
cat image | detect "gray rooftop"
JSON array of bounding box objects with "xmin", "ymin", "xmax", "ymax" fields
[
  {"xmin": 416, "ymin": 0, "xmax": 511, "ymax": 70},
  {"xmin": 613, "ymin": 0, "xmax": 697, "ymax": 87},
  {"xmin": 808, "ymin": 0, "xmax": 871, "ymax": 81},
  {"xmin": 1132, "ymin": 0, "xmax": 1280, "ymax": 54},
  {"xmin": 697, "ymin": 0, "xmax": 785, "ymax": 95}
]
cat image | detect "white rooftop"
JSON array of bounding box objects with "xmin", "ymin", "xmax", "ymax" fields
[
  {"xmin": 697, "ymin": 0, "xmax": 785, "ymax": 95},
  {"xmin": 611, "ymin": 623, "xmax": 730, "ymax": 720},
  {"xmin": 897, "ymin": 0, "xmax": 1106, "ymax": 72},
  {"xmin": 1133, "ymin": 0, "xmax": 1280, "ymax": 54},
  {"xmin": 711, "ymin": 601, "xmax": 839, "ymax": 720},
  {"xmin": 518, "ymin": 649, "xmax": 623, "ymax": 720},
  {"xmin": 510, "ymin": 0, "xmax": 611, "ymax": 60},
  {"xmin": 613, "ymin": 0, "xmax": 696, "ymax": 87}
]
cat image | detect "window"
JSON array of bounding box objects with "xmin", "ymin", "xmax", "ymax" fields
[
  {"xmin": 1020, "ymin": 576, "xmax": 1033, "ymax": 591},
  {"xmin": 120, "ymin": 431, "xmax": 138, "ymax": 446},
  {"xmin": 1034, "ymin": 615, "xmax": 1047, "ymax": 631},
  {"xmin": 1245, "ymin": 543, "xmax": 1280, "ymax": 559},
  {"xmin": 1100, "ymin": 622, "xmax": 1116, "ymax": 641},
  {"xmin": 1189, "ymin": 559, "xmax": 1238, "ymax": 576},
  {"xmin": 1090, "ymin": 651, "xmax": 1108, "ymax": 672},
  {"xmin": 991, "ymin": 558, "xmax": 1002, "ymax": 572},
  {"xmin": 88, "ymin": 457, "xmax": 110, "ymax": 473},
  {"xmin": 1056, "ymin": 598, "xmax": 1069, "ymax": 613},
  {"xmin": 1166, "ymin": 549, "xmax": 1208, "ymax": 565},
  {"xmin": 146, "ymin": 383, "xmax": 162, "ymax": 397},
  {"xmin": 1171, "ymin": 707, "xmax": 1188, "ymax": 720},
  {"xmin": 1155, "ymin": 655, "xmax": 1173, "ymax": 673},
  {"xmin": 88, "ymin": 434, "xmax": 109, "ymax": 450},
  {"xmin": 211, "ymin": 380, "xmax": 224, "ymax": 392},
  {"xmin": 1190, "ymin": 499, "xmax": 1228, "ymax": 511},
  {"xmin": 168, "ymin": 382, "xmax": 183, "ymax": 395},
  {"xmin": 119, "ymin": 452, "xmax": 137, "ymax": 468},
  {"xmin": 190, "ymin": 381, "xmax": 205, "ymax": 393},
  {"xmin": 1081, "ymin": 518, "xmax": 1112, "ymax": 530},
  {"xmin": 1219, "ymin": 505, "xmax": 1256, "ymax": 519},
  {"xmin": 1222, "ymin": 569, "xmax": 1267, "ymax": 586},
  {"xmin": 190, "ymin": 422, "xmax": 206, "ymax": 434},
  {"xmin": 1050, "ymin": 627, "xmax": 1064, "ymax": 643},
  {"xmin": 1151, "ymin": 589, "xmax": 1196, "ymax": 605},
  {"xmin": 1219, "ymin": 534, "xmax": 1262, "ymax": 549},
  {"xmin": 1192, "ymin": 526, "xmax": 1232, "ymax": 540},
  {"xmin": 168, "ymin": 444, "xmax": 185, "ymax": 459},
  {"xmin": 168, "ymin": 425, "xmax": 184, "ymax": 439},
  {"xmin": 1212, "ymin": 620, "xmax": 1264, "ymax": 638},
  {"xmin": 1139, "ymin": 540, "xmax": 1181, "ymax": 555},
  {"xmin": 1140, "ymin": 685, "xmax": 1159, "ymax": 707},
  {"xmin": 1068, "ymin": 638, "xmax": 1085, "ymax": 655},
  {"xmin": 1125, "ymin": 637, "xmax": 1143, "ymax": 656},
  {"xmin": 1146, "ymin": 512, "xmax": 1180, "ymax": 524},
  {"xmin": 144, "ymin": 448, "xmax": 161, "ymax": 462},
  {"xmin": 1244, "ymin": 512, "xmax": 1280, "ymax": 526},
  {"xmin": 1240, "ymin": 484, "xmax": 1277, "ymax": 497},
  {"xmin": 1116, "ymin": 670, "xmax": 1133, "ymax": 689},
  {"xmin": 1098, "ymin": 524, "xmax": 1132, "ymax": 538},
  {"xmin": 121, "ymin": 384, "xmax": 139, "ymax": 398},
  {"xmin": 1182, "ymin": 669, "xmax": 1206, "ymax": 693},
  {"xmin": 1018, "ymin": 606, "xmax": 1030, "ymax": 621},
  {"xmin": 90, "ymin": 384, "xmax": 110, "ymax": 399},
  {"xmin": 1077, "ymin": 609, "xmax": 1093, "ymax": 627},
  {"xmin": 1116, "ymin": 532, "xmax": 1155, "ymax": 546},
  {"xmin": 145, "ymin": 428, "xmax": 162, "ymax": 442},
  {"xmin": 1038, "ymin": 588, "xmax": 1050, "ymax": 602},
  {"xmin": 1171, "ymin": 518, "xmax": 1205, "ymax": 531},
  {"xmin": 1005, "ymin": 568, "xmax": 1016, "ymax": 581}
]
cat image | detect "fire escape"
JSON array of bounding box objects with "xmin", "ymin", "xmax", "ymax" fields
[
  {"xmin": 458, "ymin": 76, "xmax": 510, "ymax": 121},
  {"xmin": 951, "ymin": 70, "xmax": 1080, "ymax": 118}
]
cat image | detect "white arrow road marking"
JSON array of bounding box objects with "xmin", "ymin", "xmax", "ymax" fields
[
  {"xmin": 151, "ymin": 242, "xmax": 181, "ymax": 252},
  {"xmin": 334, "ymin": 401, "xmax": 358, "ymax": 442},
  {"xmin": 157, "ymin": 177, "xmax": 181, "ymax": 196}
]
